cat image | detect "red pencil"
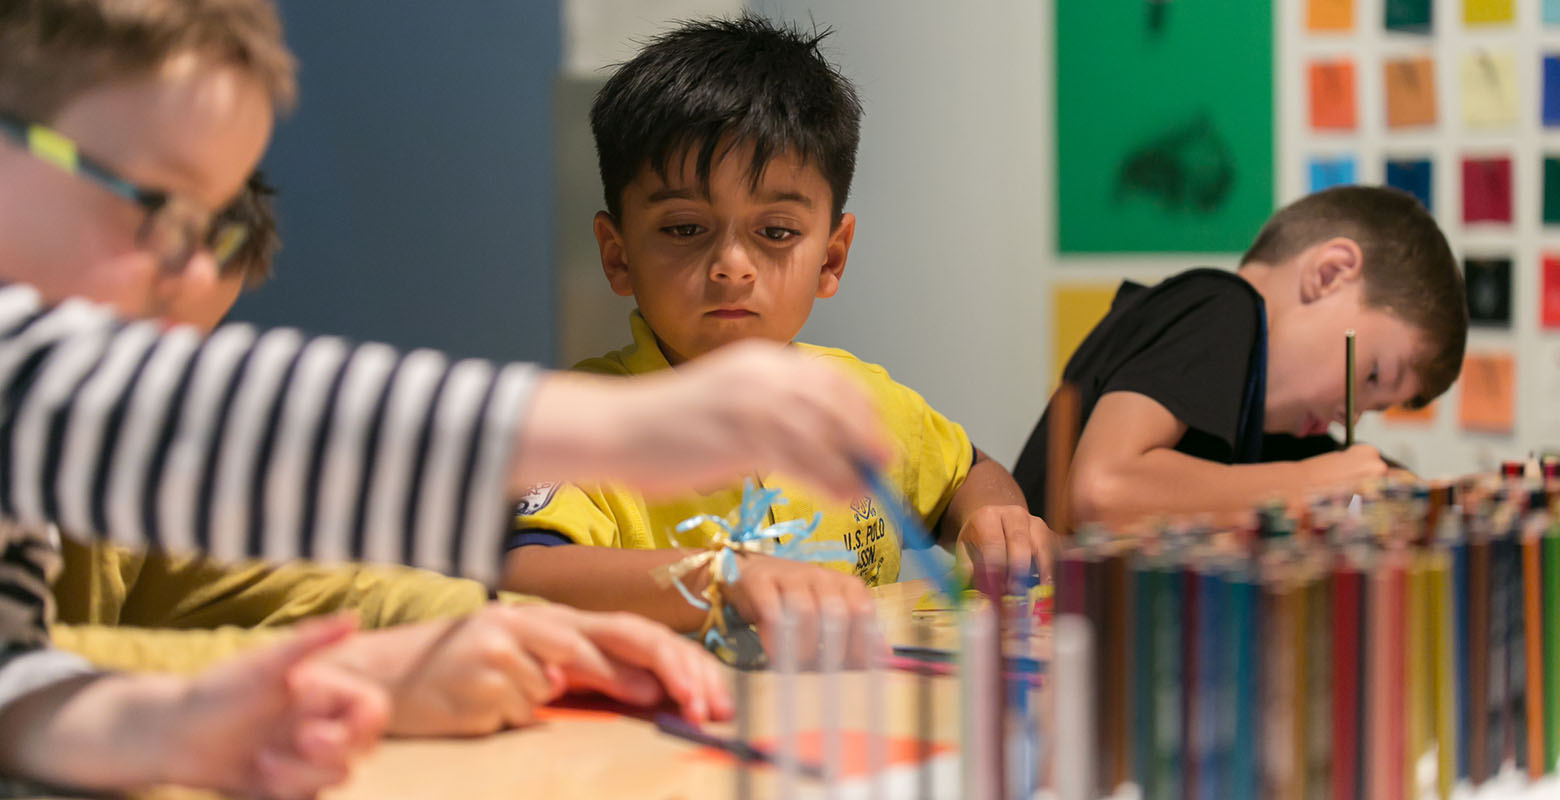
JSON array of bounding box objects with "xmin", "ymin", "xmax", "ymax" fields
[{"xmin": 1332, "ymin": 559, "xmax": 1364, "ymax": 800}]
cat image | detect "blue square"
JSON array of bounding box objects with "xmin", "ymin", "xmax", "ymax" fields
[
  {"xmin": 1547, "ymin": 0, "xmax": 1560, "ymax": 24},
  {"xmin": 1309, "ymin": 156, "xmax": 1357, "ymax": 192},
  {"xmin": 1385, "ymin": 159, "xmax": 1433, "ymax": 212},
  {"xmin": 1545, "ymin": 56, "xmax": 1560, "ymax": 126}
]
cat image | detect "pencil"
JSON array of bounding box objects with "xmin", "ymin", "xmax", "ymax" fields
[
  {"xmin": 1047, "ymin": 382, "xmax": 1081, "ymax": 538},
  {"xmin": 1345, "ymin": 330, "xmax": 1356, "ymax": 448}
]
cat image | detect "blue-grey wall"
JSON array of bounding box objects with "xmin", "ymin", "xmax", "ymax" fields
[{"xmin": 229, "ymin": 2, "xmax": 559, "ymax": 365}]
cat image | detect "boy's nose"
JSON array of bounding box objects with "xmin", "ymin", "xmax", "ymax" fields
[{"xmin": 708, "ymin": 240, "xmax": 757, "ymax": 283}]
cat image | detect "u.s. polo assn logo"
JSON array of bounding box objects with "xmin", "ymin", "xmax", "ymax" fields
[{"xmin": 514, "ymin": 482, "xmax": 560, "ymax": 515}]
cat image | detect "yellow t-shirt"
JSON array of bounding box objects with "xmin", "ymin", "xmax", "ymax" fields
[
  {"xmin": 50, "ymin": 539, "xmax": 518, "ymax": 673},
  {"xmin": 508, "ymin": 311, "xmax": 974, "ymax": 586}
]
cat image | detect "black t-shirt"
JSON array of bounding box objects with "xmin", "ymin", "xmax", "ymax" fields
[{"xmin": 1013, "ymin": 268, "xmax": 1268, "ymax": 518}]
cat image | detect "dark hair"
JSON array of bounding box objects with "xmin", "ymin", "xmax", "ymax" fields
[
  {"xmin": 589, "ymin": 15, "xmax": 862, "ymax": 223},
  {"xmin": 217, "ymin": 170, "xmax": 279, "ymax": 285},
  {"xmin": 0, "ymin": 0, "xmax": 296, "ymax": 123},
  {"xmin": 1241, "ymin": 185, "xmax": 1467, "ymax": 408}
]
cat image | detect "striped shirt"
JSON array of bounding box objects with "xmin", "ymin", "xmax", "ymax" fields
[{"xmin": 0, "ymin": 283, "xmax": 537, "ymax": 587}]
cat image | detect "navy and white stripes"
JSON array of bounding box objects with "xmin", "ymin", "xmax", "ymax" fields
[{"xmin": 0, "ymin": 284, "xmax": 536, "ymax": 586}]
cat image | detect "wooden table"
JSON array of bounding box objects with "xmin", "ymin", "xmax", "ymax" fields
[{"xmin": 318, "ymin": 579, "xmax": 991, "ymax": 800}]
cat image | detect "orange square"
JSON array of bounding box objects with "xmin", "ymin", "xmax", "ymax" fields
[
  {"xmin": 1310, "ymin": 60, "xmax": 1358, "ymax": 130},
  {"xmin": 1385, "ymin": 57, "xmax": 1438, "ymax": 128},
  {"xmin": 1383, "ymin": 402, "xmax": 1437, "ymax": 425},
  {"xmin": 1457, "ymin": 353, "xmax": 1514, "ymax": 433},
  {"xmin": 1308, "ymin": 0, "xmax": 1354, "ymax": 30}
]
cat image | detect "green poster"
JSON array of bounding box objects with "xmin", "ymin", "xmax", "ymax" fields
[{"xmin": 1056, "ymin": 2, "xmax": 1274, "ymax": 253}]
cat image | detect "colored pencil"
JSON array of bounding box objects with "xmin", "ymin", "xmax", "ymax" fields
[
  {"xmin": 1102, "ymin": 549, "xmax": 1130, "ymax": 793},
  {"xmin": 1468, "ymin": 536, "xmax": 1492, "ymax": 783},
  {"xmin": 1228, "ymin": 567, "xmax": 1261, "ymax": 800},
  {"xmin": 1345, "ymin": 330, "xmax": 1356, "ymax": 448},
  {"xmin": 1331, "ymin": 559, "xmax": 1363, "ymax": 800},
  {"xmin": 1131, "ymin": 555, "xmax": 1160, "ymax": 798},
  {"xmin": 654, "ymin": 713, "xmax": 827, "ymax": 780},
  {"xmin": 1524, "ymin": 530, "xmax": 1545, "ymax": 779},
  {"xmin": 1047, "ymin": 383, "xmax": 1080, "ymax": 538},
  {"xmin": 1430, "ymin": 550, "xmax": 1456, "ymax": 800},
  {"xmin": 1545, "ymin": 525, "xmax": 1560, "ymax": 774}
]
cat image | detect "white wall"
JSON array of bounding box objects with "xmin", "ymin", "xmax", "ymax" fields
[
  {"xmin": 750, "ymin": 0, "xmax": 1069, "ymax": 468},
  {"xmin": 1279, "ymin": 0, "xmax": 1552, "ymax": 478},
  {"xmin": 560, "ymin": 0, "xmax": 1534, "ymax": 477}
]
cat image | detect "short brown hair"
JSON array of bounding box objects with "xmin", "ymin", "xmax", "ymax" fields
[
  {"xmin": 1241, "ymin": 185, "xmax": 1466, "ymax": 409},
  {"xmin": 217, "ymin": 170, "xmax": 278, "ymax": 285},
  {"xmin": 0, "ymin": 0, "xmax": 296, "ymax": 122}
]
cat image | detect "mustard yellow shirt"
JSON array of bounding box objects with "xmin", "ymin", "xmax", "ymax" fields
[
  {"xmin": 508, "ymin": 311, "xmax": 974, "ymax": 586},
  {"xmin": 50, "ymin": 539, "xmax": 502, "ymax": 673}
]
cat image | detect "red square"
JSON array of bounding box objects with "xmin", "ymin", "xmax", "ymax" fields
[
  {"xmin": 1543, "ymin": 255, "xmax": 1560, "ymax": 328},
  {"xmin": 1462, "ymin": 157, "xmax": 1513, "ymax": 223}
]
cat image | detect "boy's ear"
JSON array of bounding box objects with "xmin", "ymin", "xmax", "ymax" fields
[
  {"xmin": 593, "ymin": 211, "xmax": 635, "ymax": 297},
  {"xmin": 816, "ymin": 212, "xmax": 856, "ymax": 299},
  {"xmin": 1300, "ymin": 236, "xmax": 1364, "ymax": 303}
]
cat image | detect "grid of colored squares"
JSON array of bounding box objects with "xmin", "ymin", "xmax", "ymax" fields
[
  {"xmin": 1303, "ymin": 52, "xmax": 1560, "ymax": 132},
  {"xmin": 1307, "ymin": 0, "xmax": 1560, "ymax": 32}
]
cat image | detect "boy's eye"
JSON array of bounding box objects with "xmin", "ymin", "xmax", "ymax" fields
[
  {"xmin": 661, "ymin": 224, "xmax": 705, "ymax": 237},
  {"xmin": 759, "ymin": 227, "xmax": 799, "ymax": 242}
]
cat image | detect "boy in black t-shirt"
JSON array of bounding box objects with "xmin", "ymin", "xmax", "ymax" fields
[{"xmin": 1013, "ymin": 186, "xmax": 1466, "ymax": 526}]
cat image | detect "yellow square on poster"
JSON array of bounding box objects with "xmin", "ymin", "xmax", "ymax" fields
[
  {"xmin": 1464, "ymin": 0, "xmax": 1514, "ymax": 24},
  {"xmin": 1459, "ymin": 51, "xmax": 1517, "ymax": 128},
  {"xmin": 1051, "ymin": 284, "xmax": 1117, "ymax": 389}
]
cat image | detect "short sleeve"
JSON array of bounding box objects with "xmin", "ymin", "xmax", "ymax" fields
[{"xmin": 1101, "ymin": 280, "xmax": 1261, "ymax": 457}]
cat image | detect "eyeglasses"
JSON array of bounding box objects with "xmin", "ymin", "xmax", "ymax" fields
[{"xmin": 0, "ymin": 110, "xmax": 249, "ymax": 274}]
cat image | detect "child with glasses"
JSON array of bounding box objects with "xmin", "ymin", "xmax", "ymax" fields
[{"xmin": 0, "ymin": 1, "xmax": 893, "ymax": 795}]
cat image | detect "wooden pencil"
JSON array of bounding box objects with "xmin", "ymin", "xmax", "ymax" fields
[
  {"xmin": 1468, "ymin": 536, "xmax": 1491, "ymax": 784},
  {"xmin": 1331, "ymin": 559, "xmax": 1364, "ymax": 800},
  {"xmin": 1344, "ymin": 330, "xmax": 1356, "ymax": 448},
  {"xmin": 1405, "ymin": 555, "xmax": 1429, "ymax": 800},
  {"xmin": 1046, "ymin": 382, "xmax": 1080, "ymax": 538},
  {"xmin": 1545, "ymin": 524, "xmax": 1560, "ymax": 774},
  {"xmin": 1430, "ymin": 550, "xmax": 1456, "ymax": 800},
  {"xmin": 1102, "ymin": 549, "xmax": 1129, "ymax": 793},
  {"xmin": 1524, "ymin": 530, "xmax": 1545, "ymax": 780}
]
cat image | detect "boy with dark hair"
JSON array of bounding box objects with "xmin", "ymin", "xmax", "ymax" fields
[
  {"xmin": 504, "ymin": 16, "xmax": 1052, "ymax": 655},
  {"xmin": 0, "ymin": 1, "xmax": 895, "ymax": 793},
  {"xmin": 1012, "ymin": 185, "xmax": 1467, "ymax": 526}
]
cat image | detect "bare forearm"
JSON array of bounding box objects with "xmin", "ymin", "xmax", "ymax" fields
[
  {"xmin": 1072, "ymin": 448, "xmax": 1314, "ymax": 528},
  {"xmin": 937, "ymin": 450, "xmax": 1028, "ymax": 549},
  {"xmin": 0, "ymin": 671, "xmax": 179, "ymax": 790},
  {"xmin": 501, "ymin": 545, "xmax": 710, "ymax": 631}
]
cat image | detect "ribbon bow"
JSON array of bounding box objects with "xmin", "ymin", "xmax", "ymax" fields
[{"xmin": 652, "ymin": 481, "xmax": 853, "ymax": 652}]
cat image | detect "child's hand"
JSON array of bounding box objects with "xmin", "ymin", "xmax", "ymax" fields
[
  {"xmin": 1304, "ymin": 444, "xmax": 1389, "ymax": 490},
  {"xmin": 953, "ymin": 504, "xmax": 1054, "ymax": 591},
  {"xmin": 723, "ymin": 553, "xmax": 884, "ymax": 668},
  {"xmin": 158, "ymin": 615, "xmax": 388, "ymax": 799},
  {"xmin": 319, "ymin": 602, "xmax": 732, "ymax": 736}
]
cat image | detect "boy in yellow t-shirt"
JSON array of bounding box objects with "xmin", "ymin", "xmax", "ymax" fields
[{"xmin": 503, "ymin": 16, "xmax": 1052, "ymax": 653}]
